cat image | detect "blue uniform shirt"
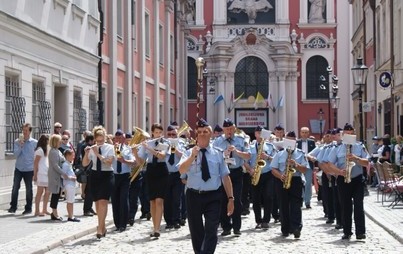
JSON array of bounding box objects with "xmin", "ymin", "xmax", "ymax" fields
[
  {"xmin": 178, "ymin": 145, "xmax": 230, "ymax": 191},
  {"xmin": 14, "ymin": 137, "xmax": 38, "ymax": 172},
  {"xmin": 138, "ymin": 138, "xmax": 171, "ymax": 163},
  {"xmin": 248, "ymin": 140, "xmax": 276, "ymax": 173},
  {"xmin": 165, "ymin": 139, "xmax": 185, "ymax": 173},
  {"xmin": 325, "ymin": 142, "xmax": 369, "ymax": 179},
  {"xmin": 113, "ymin": 144, "xmax": 134, "ymax": 174},
  {"xmin": 213, "ymin": 134, "xmax": 250, "ymax": 169},
  {"xmin": 271, "ymin": 148, "xmax": 309, "ymax": 181}
]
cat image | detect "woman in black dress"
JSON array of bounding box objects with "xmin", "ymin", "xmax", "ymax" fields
[
  {"xmin": 82, "ymin": 126, "xmax": 115, "ymax": 239},
  {"xmin": 134, "ymin": 123, "xmax": 169, "ymax": 238}
]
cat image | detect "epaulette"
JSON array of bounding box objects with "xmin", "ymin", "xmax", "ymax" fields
[{"xmin": 213, "ymin": 146, "xmax": 224, "ymax": 153}]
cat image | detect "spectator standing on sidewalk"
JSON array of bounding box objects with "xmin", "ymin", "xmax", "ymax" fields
[
  {"xmin": 33, "ymin": 134, "xmax": 51, "ymax": 216},
  {"xmin": 8, "ymin": 123, "xmax": 38, "ymax": 214},
  {"xmin": 62, "ymin": 149, "xmax": 80, "ymax": 222}
]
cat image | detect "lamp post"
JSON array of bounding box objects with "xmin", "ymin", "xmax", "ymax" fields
[
  {"xmin": 351, "ymin": 57, "xmax": 369, "ymax": 142},
  {"xmin": 318, "ymin": 108, "xmax": 324, "ymax": 140},
  {"xmin": 330, "ymin": 75, "xmax": 340, "ymax": 128}
]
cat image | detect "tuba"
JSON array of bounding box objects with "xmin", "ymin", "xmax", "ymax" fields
[
  {"xmin": 177, "ymin": 121, "xmax": 192, "ymax": 137},
  {"xmin": 283, "ymin": 147, "xmax": 296, "ymax": 189},
  {"xmin": 251, "ymin": 139, "xmax": 267, "ymax": 186},
  {"xmin": 344, "ymin": 144, "xmax": 355, "ymax": 183},
  {"xmin": 129, "ymin": 127, "xmax": 151, "ymax": 182}
]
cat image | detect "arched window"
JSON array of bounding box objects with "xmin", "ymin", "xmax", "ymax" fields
[
  {"xmin": 306, "ymin": 56, "xmax": 329, "ymax": 100},
  {"xmin": 187, "ymin": 57, "xmax": 197, "ymax": 99},
  {"xmin": 234, "ymin": 56, "xmax": 268, "ymax": 98}
]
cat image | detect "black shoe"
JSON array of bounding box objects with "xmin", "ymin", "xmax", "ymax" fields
[
  {"xmin": 146, "ymin": 213, "xmax": 151, "ymax": 220},
  {"xmin": 8, "ymin": 207, "xmax": 16, "ymax": 213},
  {"xmin": 293, "ymin": 229, "xmax": 301, "ymax": 239},
  {"xmin": 261, "ymin": 223, "xmax": 269, "ymax": 229},
  {"xmin": 50, "ymin": 213, "xmax": 63, "ymax": 221},
  {"xmin": 274, "ymin": 219, "xmax": 280, "ymax": 223},
  {"xmin": 282, "ymin": 232, "xmax": 289, "ymax": 237},
  {"xmin": 150, "ymin": 232, "xmax": 160, "ymax": 238},
  {"xmin": 128, "ymin": 219, "xmax": 135, "ymax": 226},
  {"xmin": 306, "ymin": 205, "xmax": 312, "ymax": 209},
  {"xmin": 356, "ymin": 234, "xmax": 366, "ymax": 240},
  {"xmin": 221, "ymin": 230, "xmax": 231, "ymax": 236},
  {"xmin": 233, "ymin": 230, "xmax": 241, "ymax": 236},
  {"xmin": 140, "ymin": 214, "xmax": 147, "ymax": 219},
  {"xmin": 179, "ymin": 219, "xmax": 186, "ymax": 226},
  {"xmin": 326, "ymin": 219, "xmax": 334, "ymax": 224},
  {"xmin": 67, "ymin": 217, "xmax": 80, "ymax": 222},
  {"xmin": 83, "ymin": 212, "xmax": 94, "ymax": 217},
  {"xmin": 255, "ymin": 223, "xmax": 262, "ymax": 229},
  {"xmin": 165, "ymin": 224, "xmax": 174, "ymax": 230},
  {"xmin": 114, "ymin": 227, "xmax": 120, "ymax": 232},
  {"xmin": 96, "ymin": 233, "xmax": 102, "ymax": 239},
  {"xmin": 341, "ymin": 234, "xmax": 352, "ymax": 240},
  {"xmin": 89, "ymin": 209, "xmax": 97, "ymax": 215},
  {"xmin": 174, "ymin": 223, "xmax": 181, "ymax": 229},
  {"xmin": 119, "ymin": 227, "xmax": 126, "ymax": 233},
  {"xmin": 335, "ymin": 224, "xmax": 343, "ymax": 230},
  {"xmin": 22, "ymin": 210, "xmax": 32, "ymax": 215},
  {"xmin": 241, "ymin": 210, "xmax": 250, "ymax": 216}
]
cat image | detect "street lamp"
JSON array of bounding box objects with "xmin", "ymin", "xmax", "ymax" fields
[
  {"xmin": 330, "ymin": 75, "xmax": 340, "ymax": 128},
  {"xmin": 351, "ymin": 57, "xmax": 369, "ymax": 142},
  {"xmin": 319, "ymin": 66, "xmax": 334, "ymax": 128},
  {"xmin": 318, "ymin": 108, "xmax": 324, "ymax": 140}
]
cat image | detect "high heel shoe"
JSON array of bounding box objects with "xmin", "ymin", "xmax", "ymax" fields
[
  {"xmin": 102, "ymin": 229, "xmax": 107, "ymax": 237},
  {"xmin": 96, "ymin": 233, "xmax": 102, "ymax": 239}
]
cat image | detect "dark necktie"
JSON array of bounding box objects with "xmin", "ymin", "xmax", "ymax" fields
[
  {"xmin": 227, "ymin": 138, "xmax": 233, "ymax": 158},
  {"xmin": 168, "ymin": 151, "xmax": 175, "ymax": 165},
  {"xmin": 200, "ymin": 148, "xmax": 210, "ymax": 182},
  {"xmin": 97, "ymin": 146, "xmax": 102, "ymax": 171},
  {"xmin": 152, "ymin": 141, "xmax": 159, "ymax": 165},
  {"xmin": 117, "ymin": 144, "xmax": 122, "ymax": 173}
]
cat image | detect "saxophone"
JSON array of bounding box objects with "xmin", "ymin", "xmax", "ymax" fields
[
  {"xmin": 283, "ymin": 147, "xmax": 296, "ymax": 189},
  {"xmin": 251, "ymin": 139, "xmax": 267, "ymax": 186},
  {"xmin": 344, "ymin": 144, "xmax": 355, "ymax": 183}
]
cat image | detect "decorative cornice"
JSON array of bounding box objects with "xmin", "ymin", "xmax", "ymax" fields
[{"xmin": 53, "ymin": 0, "xmax": 69, "ymax": 14}]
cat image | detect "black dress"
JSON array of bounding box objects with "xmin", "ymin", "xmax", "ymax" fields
[{"xmin": 146, "ymin": 161, "xmax": 169, "ymax": 200}]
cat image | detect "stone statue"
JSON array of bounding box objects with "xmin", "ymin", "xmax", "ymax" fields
[
  {"xmin": 185, "ymin": 0, "xmax": 195, "ymax": 24},
  {"xmin": 228, "ymin": 0, "xmax": 273, "ymax": 24},
  {"xmin": 308, "ymin": 0, "xmax": 326, "ymax": 23}
]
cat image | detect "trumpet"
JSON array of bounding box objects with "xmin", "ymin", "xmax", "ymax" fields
[{"xmin": 114, "ymin": 143, "xmax": 122, "ymax": 158}]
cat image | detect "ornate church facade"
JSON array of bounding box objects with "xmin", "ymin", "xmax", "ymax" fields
[{"xmin": 185, "ymin": 0, "xmax": 352, "ymax": 137}]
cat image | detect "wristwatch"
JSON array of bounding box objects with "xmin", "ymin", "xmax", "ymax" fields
[{"xmin": 228, "ymin": 196, "xmax": 234, "ymax": 201}]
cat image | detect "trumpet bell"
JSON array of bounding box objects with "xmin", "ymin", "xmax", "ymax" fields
[
  {"xmin": 130, "ymin": 127, "xmax": 150, "ymax": 148},
  {"xmin": 177, "ymin": 121, "xmax": 192, "ymax": 137}
]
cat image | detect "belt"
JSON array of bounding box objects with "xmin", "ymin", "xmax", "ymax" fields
[
  {"xmin": 169, "ymin": 171, "xmax": 180, "ymax": 175},
  {"xmin": 229, "ymin": 166, "xmax": 243, "ymax": 171},
  {"xmin": 187, "ymin": 188, "xmax": 220, "ymax": 194}
]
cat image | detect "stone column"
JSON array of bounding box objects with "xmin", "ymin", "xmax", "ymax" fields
[
  {"xmin": 299, "ymin": 0, "xmax": 308, "ymax": 24},
  {"xmin": 287, "ymin": 72, "xmax": 299, "ymax": 132},
  {"xmin": 195, "ymin": 0, "xmax": 204, "ymax": 26},
  {"xmin": 277, "ymin": 72, "xmax": 287, "ymax": 129},
  {"xmin": 153, "ymin": 0, "xmax": 160, "ymax": 123}
]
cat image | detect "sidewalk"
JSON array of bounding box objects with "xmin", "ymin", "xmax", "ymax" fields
[
  {"xmin": 0, "ymin": 187, "xmax": 401, "ymax": 254},
  {"xmin": 364, "ymin": 187, "xmax": 403, "ymax": 244}
]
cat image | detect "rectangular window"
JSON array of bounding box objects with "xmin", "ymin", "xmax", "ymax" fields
[
  {"xmin": 170, "ymin": 35, "xmax": 174, "ymax": 71},
  {"xmin": 132, "ymin": 0, "xmax": 137, "ymax": 49},
  {"xmin": 159, "ymin": 25, "xmax": 164, "ymax": 65},
  {"xmin": 32, "ymin": 80, "xmax": 46, "ymax": 139},
  {"xmin": 145, "ymin": 12, "xmax": 150, "ymax": 57},
  {"xmin": 159, "ymin": 104, "xmax": 163, "ymax": 124},
  {"xmin": 5, "ymin": 74, "xmax": 24, "ymax": 153},
  {"xmin": 145, "ymin": 101, "xmax": 150, "ymax": 133},
  {"xmin": 117, "ymin": 92, "xmax": 123, "ymax": 129},
  {"xmin": 73, "ymin": 90, "xmax": 86, "ymax": 147},
  {"xmin": 117, "ymin": 0, "xmax": 123, "ymax": 38},
  {"xmin": 89, "ymin": 93, "xmax": 98, "ymax": 130}
]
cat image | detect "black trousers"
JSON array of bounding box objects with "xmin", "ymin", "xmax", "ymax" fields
[
  {"xmin": 332, "ymin": 176, "xmax": 343, "ymax": 226},
  {"xmin": 186, "ymin": 188, "xmax": 222, "ymax": 254},
  {"xmin": 50, "ymin": 188, "xmax": 61, "ymax": 210},
  {"xmin": 337, "ymin": 175, "xmax": 366, "ymax": 236},
  {"xmin": 251, "ymin": 171, "xmax": 275, "ymax": 223},
  {"xmin": 163, "ymin": 172, "xmax": 182, "ymax": 225},
  {"xmin": 112, "ymin": 173, "xmax": 130, "ymax": 229},
  {"xmin": 139, "ymin": 172, "xmax": 150, "ymax": 215},
  {"xmin": 275, "ymin": 177, "xmax": 303, "ymax": 235},
  {"xmin": 321, "ymin": 173, "xmax": 333, "ymax": 219},
  {"xmin": 220, "ymin": 168, "xmax": 243, "ymax": 232},
  {"xmin": 83, "ymin": 171, "xmax": 94, "ymax": 213},
  {"xmin": 128, "ymin": 173, "xmax": 143, "ymax": 221},
  {"xmin": 241, "ymin": 172, "xmax": 251, "ymax": 213}
]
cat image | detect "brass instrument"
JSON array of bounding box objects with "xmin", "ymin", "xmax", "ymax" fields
[
  {"xmin": 251, "ymin": 139, "xmax": 267, "ymax": 186},
  {"xmin": 129, "ymin": 127, "xmax": 151, "ymax": 182},
  {"xmin": 283, "ymin": 147, "xmax": 296, "ymax": 189},
  {"xmin": 177, "ymin": 121, "xmax": 192, "ymax": 137},
  {"xmin": 114, "ymin": 143, "xmax": 122, "ymax": 158},
  {"xmin": 344, "ymin": 144, "xmax": 355, "ymax": 183}
]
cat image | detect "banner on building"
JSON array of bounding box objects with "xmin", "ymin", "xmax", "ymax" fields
[{"xmin": 235, "ymin": 109, "xmax": 268, "ymax": 128}]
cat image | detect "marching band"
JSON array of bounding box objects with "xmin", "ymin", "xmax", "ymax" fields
[{"xmin": 77, "ymin": 117, "xmax": 368, "ymax": 253}]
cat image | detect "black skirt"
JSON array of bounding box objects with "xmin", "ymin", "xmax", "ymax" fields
[
  {"xmin": 146, "ymin": 162, "xmax": 169, "ymax": 200},
  {"xmin": 90, "ymin": 170, "xmax": 114, "ymax": 201}
]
